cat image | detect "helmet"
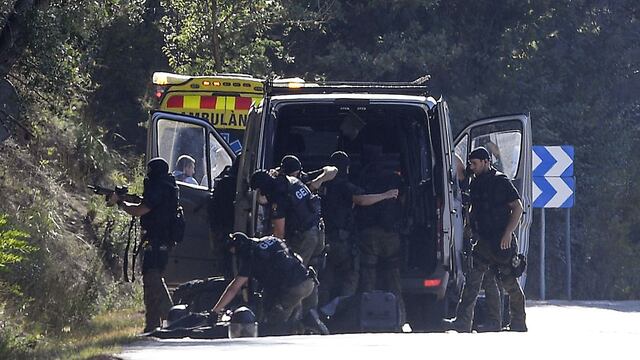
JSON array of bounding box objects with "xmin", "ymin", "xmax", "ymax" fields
[
  {"xmin": 228, "ymin": 306, "xmax": 258, "ymax": 338},
  {"xmin": 166, "ymin": 304, "xmax": 189, "ymax": 327},
  {"xmin": 280, "ymin": 155, "xmax": 302, "ymax": 175}
]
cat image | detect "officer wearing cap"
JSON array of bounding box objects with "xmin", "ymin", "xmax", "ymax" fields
[
  {"xmin": 108, "ymin": 157, "xmax": 178, "ymax": 333},
  {"xmin": 278, "ymin": 154, "xmax": 338, "ymax": 192},
  {"xmin": 319, "ymin": 151, "xmax": 399, "ymax": 304},
  {"xmin": 446, "ymin": 147, "xmax": 527, "ymax": 332},
  {"xmin": 212, "ymin": 232, "xmax": 328, "ymax": 335}
]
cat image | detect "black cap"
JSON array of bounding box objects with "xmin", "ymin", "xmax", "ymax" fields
[
  {"xmin": 280, "ymin": 155, "xmax": 302, "ymax": 175},
  {"xmin": 250, "ymin": 169, "xmax": 273, "ymax": 191},
  {"xmin": 468, "ymin": 147, "xmax": 491, "ymax": 161}
]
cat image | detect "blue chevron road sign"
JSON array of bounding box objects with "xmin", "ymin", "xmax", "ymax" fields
[
  {"xmin": 532, "ymin": 146, "xmax": 574, "ymax": 177},
  {"xmin": 532, "ymin": 145, "xmax": 575, "ymax": 208}
]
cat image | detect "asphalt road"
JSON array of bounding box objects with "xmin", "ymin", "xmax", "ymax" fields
[{"xmin": 120, "ymin": 300, "xmax": 640, "ymax": 360}]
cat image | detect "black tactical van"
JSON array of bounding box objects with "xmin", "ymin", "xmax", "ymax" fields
[{"xmin": 147, "ymin": 80, "xmax": 532, "ymax": 329}]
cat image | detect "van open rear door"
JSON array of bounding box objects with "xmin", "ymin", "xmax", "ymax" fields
[
  {"xmin": 454, "ymin": 114, "xmax": 533, "ymax": 282},
  {"xmin": 148, "ymin": 111, "xmax": 236, "ymax": 286}
]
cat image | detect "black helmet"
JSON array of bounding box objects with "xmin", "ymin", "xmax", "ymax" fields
[
  {"xmin": 228, "ymin": 306, "xmax": 258, "ymax": 338},
  {"xmin": 147, "ymin": 157, "xmax": 169, "ymax": 178},
  {"xmin": 166, "ymin": 304, "xmax": 189, "ymax": 327},
  {"xmin": 280, "ymin": 155, "xmax": 302, "ymax": 175}
]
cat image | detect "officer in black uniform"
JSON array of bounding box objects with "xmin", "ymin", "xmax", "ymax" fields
[
  {"xmin": 109, "ymin": 157, "xmax": 178, "ymax": 332},
  {"xmin": 249, "ymin": 169, "xmax": 329, "ymax": 334},
  {"xmin": 448, "ymin": 147, "xmax": 527, "ymax": 332},
  {"xmin": 319, "ymin": 151, "xmax": 399, "ymax": 305},
  {"xmin": 355, "ymin": 145, "xmax": 405, "ymax": 321},
  {"xmin": 278, "ymin": 154, "xmax": 338, "ymax": 192},
  {"xmin": 250, "ymin": 168, "xmax": 323, "ymax": 266},
  {"xmin": 212, "ymin": 232, "xmax": 327, "ymax": 335}
]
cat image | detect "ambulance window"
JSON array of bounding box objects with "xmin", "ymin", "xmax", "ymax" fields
[
  {"xmin": 206, "ymin": 132, "xmax": 233, "ymax": 187},
  {"xmin": 156, "ymin": 119, "xmax": 207, "ymax": 188},
  {"xmin": 470, "ymin": 129, "xmax": 522, "ymax": 179}
]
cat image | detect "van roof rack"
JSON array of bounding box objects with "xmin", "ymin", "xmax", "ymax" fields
[{"xmin": 265, "ymin": 77, "xmax": 431, "ymax": 97}]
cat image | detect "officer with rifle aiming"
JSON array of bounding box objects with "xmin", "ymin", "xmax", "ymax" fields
[{"xmin": 105, "ymin": 157, "xmax": 180, "ymax": 333}]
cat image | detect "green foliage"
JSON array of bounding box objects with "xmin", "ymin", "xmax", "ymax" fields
[
  {"xmin": 159, "ymin": 0, "xmax": 292, "ymax": 76},
  {"xmin": 0, "ymin": 215, "xmax": 36, "ymax": 270}
]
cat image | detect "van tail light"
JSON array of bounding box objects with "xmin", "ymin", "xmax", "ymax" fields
[{"xmin": 423, "ymin": 279, "xmax": 442, "ymax": 287}]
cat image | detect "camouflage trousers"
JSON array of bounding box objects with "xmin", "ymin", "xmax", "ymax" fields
[
  {"xmin": 142, "ymin": 269, "xmax": 173, "ymax": 331},
  {"xmin": 359, "ymin": 226, "xmax": 405, "ymax": 323},
  {"xmin": 264, "ymin": 278, "xmax": 315, "ymax": 326},
  {"xmin": 455, "ymin": 255, "xmax": 526, "ymax": 332},
  {"xmin": 288, "ymin": 226, "xmax": 325, "ymax": 266},
  {"xmin": 319, "ymin": 230, "xmax": 358, "ymax": 306}
]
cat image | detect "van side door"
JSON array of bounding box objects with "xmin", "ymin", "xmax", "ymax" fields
[
  {"xmin": 148, "ymin": 111, "xmax": 235, "ymax": 286},
  {"xmin": 453, "ymin": 114, "xmax": 533, "ymax": 280}
]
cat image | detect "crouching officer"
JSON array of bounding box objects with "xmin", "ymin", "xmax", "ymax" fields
[
  {"xmin": 447, "ymin": 147, "xmax": 527, "ymax": 332},
  {"xmin": 211, "ymin": 232, "xmax": 328, "ymax": 335},
  {"xmin": 108, "ymin": 157, "xmax": 177, "ymax": 333}
]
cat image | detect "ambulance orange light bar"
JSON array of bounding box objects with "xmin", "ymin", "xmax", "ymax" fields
[
  {"xmin": 288, "ymin": 82, "xmax": 304, "ymax": 89},
  {"xmin": 423, "ymin": 279, "xmax": 442, "ymax": 287},
  {"xmin": 202, "ymin": 80, "xmax": 211, "ymax": 86},
  {"xmin": 213, "ymin": 81, "xmax": 221, "ymax": 86},
  {"xmin": 152, "ymin": 72, "xmax": 192, "ymax": 86}
]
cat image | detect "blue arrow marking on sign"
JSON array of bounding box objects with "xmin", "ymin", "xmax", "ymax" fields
[
  {"xmin": 532, "ymin": 146, "xmax": 556, "ymax": 177},
  {"xmin": 533, "ymin": 176, "xmax": 556, "ymax": 208}
]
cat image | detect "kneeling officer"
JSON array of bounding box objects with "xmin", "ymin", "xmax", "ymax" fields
[{"xmin": 212, "ymin": 232, "xmax": 327, "ymax": 335}]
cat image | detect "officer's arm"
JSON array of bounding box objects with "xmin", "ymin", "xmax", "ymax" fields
[
  {"xmin": 500, "ymin": 199, "xmax": 524, "ymax": 249},
  {"xmin": 307, "ymin": 166, "xmax": 338, "ymax": 191},
  {"xmin": 212, "ymin": 276, "xmax": 249, "ymax": 314},
  {"xmin": 119, "ymin": 202, "xmax": 151, "ymax": 217},
  {"xmin": 272, "ymin": 218, "xmax": 285, "ymax": 238},
  {"xmin": 352, "ymin": 189, "xmax": 399, "ymax": 206}
]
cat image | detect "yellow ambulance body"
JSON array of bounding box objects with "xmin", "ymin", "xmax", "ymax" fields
[{"xmin": 152, "ymin": 72, "xmax": 264, "ymax": 153}]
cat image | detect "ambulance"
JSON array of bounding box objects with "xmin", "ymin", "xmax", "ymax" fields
[{"xmin": 152, "ymin": 72, "xmax": 264, "ymax": 155}]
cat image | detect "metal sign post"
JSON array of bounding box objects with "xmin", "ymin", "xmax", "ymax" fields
[{"xmin": 532, "ymin": 145, "xmax": 575, "ymax": 300}]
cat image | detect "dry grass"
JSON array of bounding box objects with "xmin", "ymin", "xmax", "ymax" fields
[{"xmin": 33, "ymin": 306, "xmax": 144, "ymax": 360}]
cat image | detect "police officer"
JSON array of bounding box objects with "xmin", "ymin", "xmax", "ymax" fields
[
  {"xmin": 320, "ymin": 151, "xmax": 399, "ymax": 305},
  {"xmin": 250, "ymin": 168, "xmax": 323, "ymax": 266},
  {"xmin": 448, "ymin": 147, "xmax": 527, "ymax": 332},
  {"xmin": 211, "ymin": 232, "xmax": 328, "ymax": 335},
  {"xmin": 108, "ymin": 157, "xmax": 178, "ymax": 333},
  {"xmin": 355, "ymin": 145, "xmax": 405, "ymax": 320}
]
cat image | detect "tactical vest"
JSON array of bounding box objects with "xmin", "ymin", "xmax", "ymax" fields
[
  {"xmin": 469, "ymin": 169, "xmax": 512, "ymax": 241},
  {"xmin": 284, "ymin": 176, "xmax": 321, "ymax": 234}
]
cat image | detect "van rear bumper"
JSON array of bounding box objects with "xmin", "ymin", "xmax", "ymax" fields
[{"xmin": 401, "ymin": 267, "xmax": 449, "ymax": 300}]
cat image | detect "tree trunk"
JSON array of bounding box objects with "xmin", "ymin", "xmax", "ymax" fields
[
  {"xmin": 209, "ymin": 0, "xmax": 222, "ymax": 72},
  {"xmin": 0, "ymin": 0, "xmax": 50, "ymax": 79}
]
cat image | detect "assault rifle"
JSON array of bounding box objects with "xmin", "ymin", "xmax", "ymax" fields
[{"xmin": 87, "ymin": 184, "xmax": 142, "ymax": 204}]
